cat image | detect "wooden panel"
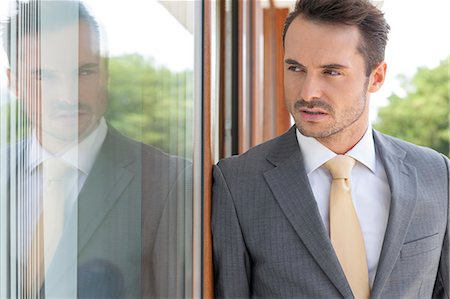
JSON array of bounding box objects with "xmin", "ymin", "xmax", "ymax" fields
[
  {"xmin": 274, "ymin": 8, "xmax": 291, "ymax": 136},
  {"xmin": 263, "ymin": 6, "xmax": 291, "ymax": 141},
  {"xmin": 239, "ymin": 0, "xmax": 266, "ymax": 152},
  {"xmin": 238, "ymin": 0, "xmax": 251, "ymax": 154},
  {"xmin": 251, "ymin": 0, "xmax": 264, "ymax": 147},
  {"xmin": 202, "ymin": 0, "xmax": 214, "ymax": 298},
  {"xmin": 218, "ymin": 1, "xmax": 226, "ymax": 159},
  {"xmin": 263, "ymin": 8, "xmax": 276, "ymax": 140}
]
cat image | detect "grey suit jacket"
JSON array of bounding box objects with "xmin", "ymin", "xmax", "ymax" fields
[
  {"xmin": 10, "ymin": 127, "xmax": 191, "ymax": 298},
  {"xmin": 212, "ymin": 126, "xmax": 449, "ymax": 298}
]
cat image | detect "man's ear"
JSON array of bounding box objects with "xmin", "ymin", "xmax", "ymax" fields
[
  {"xmin": 6, "ymin": 68, "xmax": 11, "ymax": 87},
  {"xmin": 368, "ymin": 62, "xmax": 387, "ymax": 93},
  {"xmin": 6, "ymin": 68, "xmax": 19, "ymax": 98}
]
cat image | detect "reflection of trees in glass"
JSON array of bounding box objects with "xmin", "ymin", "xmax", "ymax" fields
[
  {"xmin": 1, "ymin": 100, "xmax": 29, "ymax": 144},
  {"xmin": 106, "ymin": 54, "xmax": 193, "ymax": 158},
  {"xmin": 375, "ymin": 57, "xmax": 449, "ymax": 157}
]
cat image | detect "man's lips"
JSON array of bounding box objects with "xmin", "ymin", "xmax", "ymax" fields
[
  {"xmin": 299, "ymin": 108, "xmax": 328, "ymax": 114},
  {"xmin": 52, "ymin": 110, "xmax": 89, "ymax": 118},
  {"xmin": 299, "ymin": 108, "xmax": 329, "ymax": 121},
  {"xmin": 48, "ymin": 111, "xmax": 91, "ymax": 127}
]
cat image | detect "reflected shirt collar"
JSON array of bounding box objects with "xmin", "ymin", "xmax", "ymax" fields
[
  {"xmin": 296, "ymin": 124, "xmax": 376, "ymax": 174},
  {"xmin": 28, "ymin": 118, "xmax": 108, "ymax": 175}
]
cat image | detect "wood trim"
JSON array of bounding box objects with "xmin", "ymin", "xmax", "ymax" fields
[
  {"xmin": 251, "ymin": 0, "xmax": 264, "ymax": 147},
  {"xmin": 202, "ymin": 0, "xmax": 214, "ymax": 298},
  {"xmin": 263, "ymin": 8, "xmax": 276, "ymax": 141},
  {"xmin": 218, "ymin": 0, "xmax": 226, "ymax": 159},
  {"xmin": 263, "ymin": 6, "xmax": 290, "ymax": 141},
  {"xmin": 237, "ymin": 0, "xmax": 246, "ymax": 154},
  {"xmin": 239, "ymin": 0, "xmax": 264, "ymax": 153},
  {"xmin": 275, "ymin": 8, "xmax": 290, "ymax": 136}
]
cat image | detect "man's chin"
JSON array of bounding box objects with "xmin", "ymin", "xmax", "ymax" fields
[
  {"xmin": 42, "ymin": 129, "xmax": 78, "ymax": 143},
  {"xmin": 41, "ymin": 120, "xmax": 99, "ymax": 143},
  {"xmin": 296, "ymin": 122, "xmax": 338, "ymax": 139}
]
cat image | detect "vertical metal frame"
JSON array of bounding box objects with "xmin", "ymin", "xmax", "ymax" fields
[{"xmin": 192, "ymin": 0, "xmax": 204, "ymax": 297}]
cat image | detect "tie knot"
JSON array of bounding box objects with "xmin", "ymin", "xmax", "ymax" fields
[
  {"xmin": 324, "ymin": 155, "xmax": 355, "ymax": 179},
  {"xmin": 42, "ymin": 158, "xmax": 73, "ymax": 181}
]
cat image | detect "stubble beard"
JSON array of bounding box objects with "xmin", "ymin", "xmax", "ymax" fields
[{"xmin": 294, "ymin": 90, "xmax": 368, "ymax": 140}]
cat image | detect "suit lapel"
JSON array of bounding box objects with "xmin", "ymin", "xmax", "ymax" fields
[
  {"xmin": 42, "ymin": 129, "xmax": 139, "ymax": 291},
  {"xmin": 371, "ymin": 131, "xmax": 418, "ymax": 298},
  {"xmin": 263, "ymin": 127, "xmax": 353, "ymax": 298},
  {"xmin": 77, "ymin": 129, "xmax": 137, "ymax": 253}
]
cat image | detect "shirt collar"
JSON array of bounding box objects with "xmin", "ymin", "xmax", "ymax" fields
[
  {"xmin": 27, "ymin": 118, "xmax": 108, "ymax": 175},
  {"xmin": 296, "ymin": 124, "xmax": 376, "ymax": 175},
  {"xmin": 63, "ymin": 117, "xmax": 108, "ymax": 174},
  {"xmin": 346, "ymin": 124, "xmax": 376, "ymax": 173}
]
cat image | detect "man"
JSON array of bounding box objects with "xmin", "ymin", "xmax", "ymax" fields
[
  {"xmin": 2, "ymin": 1, "xmax": 189, "ymax": 298},
  {"xmin": 212, "ymin": 0, "xmax": 449, "ymax": 298}
]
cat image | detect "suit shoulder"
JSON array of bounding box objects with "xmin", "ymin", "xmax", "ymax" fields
[
  {"xmin": 216, "ymin": 131, "xmax": 289, "ymax": 173},
  {"xmin": 106, "ymin": 126, "xmax": 190, "ymax": 173},
  {"xmin": 376, "ymin": 131, "xmax": 449, "ymax": 173}
]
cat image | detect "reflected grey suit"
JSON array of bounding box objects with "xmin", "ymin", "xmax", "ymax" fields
[
  {"xmin": 13, "ymin": 127, "xmax": 190, "ymax": 298},
  {"xmin": 212, "ymin": 126, "xmax": 449, "ymax": 298}
]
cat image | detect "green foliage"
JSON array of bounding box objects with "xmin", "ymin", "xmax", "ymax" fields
[
  {"xmin": 375, "ymin": 57, "xmax": 450, "ymax": 157},
  {"xmin": 106, "ymin": 54, "xmax": 194, "ymax": 158},
  {"xmin": 0, "ymin": 100, "xmax": 30, "ymax": 144}
]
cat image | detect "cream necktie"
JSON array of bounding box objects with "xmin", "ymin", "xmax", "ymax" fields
[
  {"xmin": 325, "ymin": 155, "xmax": 370, "ymax": 299},
  {"xmin": 26, "ymin": 158, "xmax": 72, "ymax": 297},
  {"xmin": 43, "ymin": 158, "xmax": 72, "ymax": 272}
]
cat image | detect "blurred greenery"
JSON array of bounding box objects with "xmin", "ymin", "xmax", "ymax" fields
[
  {"xmin": 106, "ymin": 54, "xmax": 194, "ymax": 158},
  {"xmin": 0, "ymin": 99, "xmax": 28, "ymax": 143},
  {"xmin": 375, "ymin": 57, "xmax": 449, "ymax": 157}
]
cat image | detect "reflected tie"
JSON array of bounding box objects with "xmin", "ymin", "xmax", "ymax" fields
[
  {"xmin": 27, "ymin": 158, "xmax": 72, "ymax": 297},
  {"xmin": 325, "ymin": 155, "xmax": 370, "ymax": 299},
  {"xmin": 43, "ymin": 158, "xmax": 72, "ymax": 272}
]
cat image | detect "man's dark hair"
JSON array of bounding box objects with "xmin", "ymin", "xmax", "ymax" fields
[
  {"xmin": 282, "ymin": 0, "xmax": 390, "ymax": 75},
  {"xmin": 1, "ymin": 0, "xmax": 102, "ymax": 66}
]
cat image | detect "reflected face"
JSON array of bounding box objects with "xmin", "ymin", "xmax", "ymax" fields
[
  {"xmin": 284, "ymin": 16, "xmax": 370, "ymax": 139},
  {"xmin": 15, "ymin": 21, "xmax": 107, "ymax": 142}
]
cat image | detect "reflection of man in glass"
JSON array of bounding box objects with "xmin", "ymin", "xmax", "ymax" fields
[{"xmin": 2, "ymin": 1, "xmax": 188, "ymax": 298}]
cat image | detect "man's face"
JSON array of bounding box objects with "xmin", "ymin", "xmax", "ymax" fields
[
  {"xmin": 14, "ymin": 21, "xmax": 107, "ymax": 143},
  {"xmin": 284, "ymin": 16, "xmax": 372, "ymax": 141}
]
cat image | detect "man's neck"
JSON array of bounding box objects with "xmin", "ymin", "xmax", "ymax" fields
[
  {"xmin": 315, "ymin": 120, "xmax": 369, "ymax": 155},
  {"xmin": 36, "ymin": 122, "xmax": 101, "ymax": 155}
]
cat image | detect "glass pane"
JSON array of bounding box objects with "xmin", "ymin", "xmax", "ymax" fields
[{"xmin": 0, "ymin": 0, "xmax": 196, "ymax": 298}]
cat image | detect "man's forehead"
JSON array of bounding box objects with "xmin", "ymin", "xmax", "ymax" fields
[
  {"xmin": 284, "ymin": 16, "xmax": 362, "ymax": 63},
  {"xmin": 15, "ymin": 30, "xmax": 100, "ymax": 73},
  {"xmin": 286, "ymin": 16, "xmax": 361, "ymax": 44},
  {"xmin": 18, "ymin": 21, "xmax": 99, "ymax": 54}
]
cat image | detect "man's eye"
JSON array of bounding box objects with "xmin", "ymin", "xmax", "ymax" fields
[
  {"xmin": 324, "ymin": 69, "xmax": 341, "ymax": 76},
  {"xmin": 288, "ymin": 66, "xmax": 305, "ymax": 72},
  {"xmin": 79, "ymin": 69, "xmax": 96, "ymax": 76}
]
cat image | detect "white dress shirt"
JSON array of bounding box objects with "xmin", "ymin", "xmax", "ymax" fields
[
  {"xmin": 27, "ymin": 117, "xmax": 108, "ymax": 202},
  {"xmin": 296, "ymin": 126, "xmax": 391, "ymax": 287},
  {"xmin": 23, "ymin": 117, "xmax": 107, "ymax": 297}
]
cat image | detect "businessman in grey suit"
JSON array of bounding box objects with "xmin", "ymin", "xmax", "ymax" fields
[
  {"xmin": 3, "ymin": 1, "xmax": 189, "ymax": 297},
  {"xmin": 212, "ymin": 0, "xmax": 449, "ymax": 298}
]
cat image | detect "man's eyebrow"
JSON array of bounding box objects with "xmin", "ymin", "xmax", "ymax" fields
[
  {"xmin": 79, "ymin": 63, "xmax": 99, "ymax": 69},
  {"xmin": 284, "ymin": 58, "xmax": 303, "ymax": 66},
  {"xmin": 320, "ymin": 63, "xmax": 349, "ymax": 69},
  {"xmin": 284, "ymin": 59, "xmax": 348, "ymax": 70}
]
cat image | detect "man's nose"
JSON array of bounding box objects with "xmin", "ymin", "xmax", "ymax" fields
[
  {"xmin": 299, "ymin": 74, "xmax": 322, "ymax": 101},
  {"xmin": 55, "ymin": 77, "xmax": 78, "ymax": 104}
]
